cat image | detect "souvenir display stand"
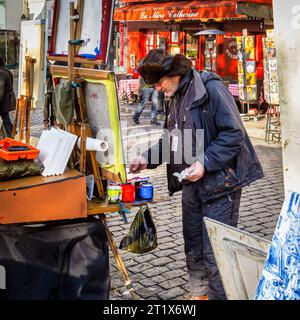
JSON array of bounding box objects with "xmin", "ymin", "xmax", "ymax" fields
[
  {"xmin": 262, "ymin": 29, "xmax": 281, "ymax": 143},
  {"xmin": 236, "ymin": 32, "xmax": 260, "ymax": 120}
]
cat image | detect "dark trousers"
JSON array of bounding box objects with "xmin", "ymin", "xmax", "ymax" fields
[
  {"xmin": 0, "ymin": 218, "xmax": 110, "ymax": 300},
  {"xmin": 0, "ymin": 112, "xmax": 13, "ymax": 137},
  {"xmin": 182, "ymin": 182, "xmax": 242, "ymax": 300}
]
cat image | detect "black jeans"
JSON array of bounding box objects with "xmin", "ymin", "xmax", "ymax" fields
[
  {"xmin": 182, "ymin": 182, "xmax": 242, "ymax": 300},
  {"xmin": 0, "ymin": 218, "xmax": 110, "ymax": 300},
  {"xmin": 0, "ymin": 112, "xmax": 13, "ymax": 137}
]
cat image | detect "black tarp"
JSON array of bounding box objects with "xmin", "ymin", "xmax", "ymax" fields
[{"xmin": 0, "ymin": 218, "xmax": 110, "ymax": 300}]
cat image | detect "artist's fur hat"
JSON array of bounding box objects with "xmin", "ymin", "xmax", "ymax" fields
[{"xmin": 138, "ymin": 49, "xmax": 192, "ymax": 84}]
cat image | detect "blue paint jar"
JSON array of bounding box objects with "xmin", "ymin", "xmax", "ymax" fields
[{"xmin": 139, "ymin": 183, "xmax": 154, "ymax": 200}]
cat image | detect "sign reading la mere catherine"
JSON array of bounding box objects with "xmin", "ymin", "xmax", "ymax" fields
[{"xmin": 139, "ymin": 10, "xmax": 200, "ymax": 20}]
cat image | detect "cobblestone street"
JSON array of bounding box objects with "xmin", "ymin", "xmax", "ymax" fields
[{"xmin": 20, "ymin": 97, "xmax": 284, "ymax": 300}]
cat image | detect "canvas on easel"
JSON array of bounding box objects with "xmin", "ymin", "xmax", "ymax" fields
[
  {"xmin": 50, "ymin": 66, "xmax": 127, "ymax": 184},
  {"xmin": 49, "ymin": 0, "xmax": 114, "ymax": 64},
  {"xmin": 18, "ymin": 19, "xmax": 48, "ymax": 109}
]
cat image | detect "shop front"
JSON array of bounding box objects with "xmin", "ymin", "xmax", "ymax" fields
[{"xmin": 114, "ymin": 0, "xmax": 273, "ymax": 88}]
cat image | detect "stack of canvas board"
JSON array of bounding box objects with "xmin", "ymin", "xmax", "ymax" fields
[{"xmin": 37, "ymin": 128, "xmax": 77, "ymax": 177}]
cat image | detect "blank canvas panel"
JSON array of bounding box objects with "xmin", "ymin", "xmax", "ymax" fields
[
  {"xmin": 51, "ymin": 0, "xmax": 113, "ymax": 61},
  {"xmin": 18, "ymin": 20, "xmax": 47, "ymax": 109}
]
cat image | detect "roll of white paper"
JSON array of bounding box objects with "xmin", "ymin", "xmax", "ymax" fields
[{"xmin": 77, "ymin": 137, "xmax": 109, "ymax": 152}]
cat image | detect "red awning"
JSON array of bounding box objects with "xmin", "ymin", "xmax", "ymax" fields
[
  {"xmin": 114, "ymin": 1, "xmax": 246, "ymax": 22},
  {"xmin": 119, "ymin": 0, "xmax": 272, "ymax": 3}
]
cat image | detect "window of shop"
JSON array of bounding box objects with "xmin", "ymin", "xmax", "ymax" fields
[
  {"xmin": 185, "ymin": 31, "xmax": 198, "ymax": 59},
  {"xmin": 185, "ymin": 31, "xmax": 199, "ymax": 69},
  {"xmin": 204, "ymin": 36, "xmax": 217, "ymax": 72},
  {"xmin": 0, "ymin": 30, "xmax": 19, "ymax": 68},
  {"xmin": 146, "ymin": 31, "xmax": 157, "ymax": 54}
]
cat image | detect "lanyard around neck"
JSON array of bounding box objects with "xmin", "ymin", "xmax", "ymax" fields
[{"xmin": 174, "ymin": 80, "xmax": 193, "ymax": 129}]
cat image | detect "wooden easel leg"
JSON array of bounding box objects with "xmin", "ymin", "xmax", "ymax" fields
[
  {"xmin": 12, "ymin": 98, "xmax": 20, "ymax": 138},
  {"xmin": 102, "ymin": 218, "xmax": 137, "ymax": 300},
  {"xmin": 80, "ymin": 123, "xmax": 87, "ymax": 174},
  {"xmin": 25, "ymin": 97, "xmax": 31, "ymax": 144},
  {"xmin": 85, "ymin": 126, "xmax": 105, "ymax": 199},
  {"xmin": 19, "ymin": 97, "xmax": 25, "ymax": 141},
  {"xmin": 89, "ymin": 150, "xmax": 105, "ymax": 199}
]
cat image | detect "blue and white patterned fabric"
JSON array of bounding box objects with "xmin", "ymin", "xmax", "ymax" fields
[{"xmin": 256, "ymin": 191, "xmax": 300, "ymax": 300}]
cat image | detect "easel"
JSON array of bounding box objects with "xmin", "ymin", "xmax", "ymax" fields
[
  {"xmin": 59, "ymin": 2, "xmax": 136, "ymax": 299},
  {"xmin": 12, "ymin": 56, "xmax": 36, "ymax": 143},
  {"xmin": 265, "ymin": 104, "xmax": 281, "ymax": 143}
]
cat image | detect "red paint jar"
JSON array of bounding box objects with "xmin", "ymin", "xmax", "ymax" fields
[{"xmin": 122, "ymin": 184, "xmax": 135, "ymax": 203}]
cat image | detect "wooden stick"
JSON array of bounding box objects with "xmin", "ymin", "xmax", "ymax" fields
[
  {"xmin": 48, "ymin": 55, "xmax": 103, "ymax": 66},
  {"xmin": 19, "ymin": 96, "xmax": 25, "ymax": 141},
  {"xmin": 86, "ymin": 126, "xmax": 104, "ymax": 199},
  {"xmin": 75, "ymin": 0, "xmax": 84, "ymax": 55},
  {"xmin": 68, "ymin": 2, "xmax": 75, "ymax": 83},
  {"xmin": 102, "ymin": 218, "xmax": 137, "ymax": 300},
  {"xmin": 76, "ymin": 83, "xmax": 87, "ymax": 121},
  {"xmin": 50, "ymin": 65, "xmax": 111, "ymax": 80},
  {"xmin": 80, "ymin": 123, "xmax": 87, "ymax": 174},
  {"xmin": 25, "ymin": 97, "xmax": 31, "ymax": 144},
  {"xmin": 12, "ymin": 98, "xmax": 20, "ymax": 138}
]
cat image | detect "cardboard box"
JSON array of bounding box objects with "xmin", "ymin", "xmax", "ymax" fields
[{"xmin": 0, "ymin": 170, "xmax": 87, "ymax": 225}]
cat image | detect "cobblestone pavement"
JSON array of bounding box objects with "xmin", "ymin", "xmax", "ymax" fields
[{"xmin": 23, "ymin": 97, "xmax": 284, "ymax": 301}]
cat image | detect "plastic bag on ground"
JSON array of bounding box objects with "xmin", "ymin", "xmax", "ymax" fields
[{"xmin": 119, "ymin": 205, "xmax": 158, "ymax": 254}]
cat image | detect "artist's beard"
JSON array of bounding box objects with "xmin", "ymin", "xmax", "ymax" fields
[{"xmin": 164, "ymin": 85, "xmax": 179, "ymax": 98}]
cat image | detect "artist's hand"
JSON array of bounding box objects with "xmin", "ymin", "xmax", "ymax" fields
[
  {"xmin": 186, "ymin": 162, "xmax": 206, "ymax": 182},
  {"xmin": 129, "ymin": 156, "xmax": 147, "ymax": 174}
]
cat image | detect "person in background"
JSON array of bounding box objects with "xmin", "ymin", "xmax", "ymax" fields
[
  {"xmin": 129, "ymin": 49, "xmax": 264, "ymax": 300},
  {"xmin": 0, "ymin": 55, "xmax": 16, "ymax": 137},
  {"xmin": 132, "ymin": 75, "xmax": 161, "ymax": 126},
  {"xmin": 156, "ymin": 91, "xmax": 166, "ymax": 115}
]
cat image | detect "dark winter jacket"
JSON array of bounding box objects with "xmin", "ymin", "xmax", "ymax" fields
[
  {"xmin": 143, "ymin": 69, "xmax": 264, "ymax": 201},
  {"xmin": 0, "ymin": 67, "xmax": 16, "ymax": 114}
]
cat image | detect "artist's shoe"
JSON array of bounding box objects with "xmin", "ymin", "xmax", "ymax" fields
[
  {"xmin": 151, "ymin": 120, "xmax": 161, "ymax": 126},
  {"xmin": 132, "ymin": 116, "xmax": 140, "ymax": 125},
  {"xmin": 190, "ymin": 295, "xmax": 208, "ymax": 300}
]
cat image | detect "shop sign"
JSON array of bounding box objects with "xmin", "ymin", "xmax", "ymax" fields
[
  {"xmin": 139, "ymin": 10, "xmax": 200, "ymax": 20},
  {"xmin": 225, "ymin": 39, "xmax": 238, "ymax": 60}
]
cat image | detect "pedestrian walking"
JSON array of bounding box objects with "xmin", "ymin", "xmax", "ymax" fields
[
  {"xmin": 132, "ymin": 75, "xmax": 161, "ymax": 126},
  {"xmin": 129, "ymin": 49, "xmax": 264, "ymax": 300},
  {"xmin": 0, "ymin": 55, "xmax": 16, "ymax": 137}
]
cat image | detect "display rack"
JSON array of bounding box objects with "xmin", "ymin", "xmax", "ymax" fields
[
  {"xmin": 262, "ymin": 29, "xmax": 281, "ymax": 143},
  {"xmin": 236, "ymin": 31, "xmax": 259, "ymax": 119}
]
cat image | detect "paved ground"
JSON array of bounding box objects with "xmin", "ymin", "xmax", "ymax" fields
[{"xmin": 11, "ymin": 90, "xmax": 284, "ymax": 300}]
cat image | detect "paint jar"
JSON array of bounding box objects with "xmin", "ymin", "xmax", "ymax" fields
[
  {"xmin": 107, "ymin": 186, "xmax": 122, "ymax": 204},
  {"xmin": 139, "ymin": 182, "xmax": 154, "ymax": 200},
  {"xmin": 122, "ymin": 184, "xmax": 135, "ymax": 203},
  {"xmin": 134, "ymin": 181, "xmax": 143, "ymax": 200}
]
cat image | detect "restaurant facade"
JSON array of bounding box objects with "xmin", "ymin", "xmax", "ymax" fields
[{"xmin": 113, "ymin": 0, "xmax": 273, "ymax": 85}]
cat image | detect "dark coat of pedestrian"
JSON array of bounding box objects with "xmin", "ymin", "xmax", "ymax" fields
[
  {"xmin": 129, "ymin": 49, "xmax": 264, "ymax": 300},
  {"xmin": 0, "ymin": 55, "xmax": 16, "ymax": 137}
]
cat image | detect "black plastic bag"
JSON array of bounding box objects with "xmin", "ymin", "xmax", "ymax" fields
[{"xmin": 119, "ymin": 205, "xmax": 157, "ymax": 254}]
